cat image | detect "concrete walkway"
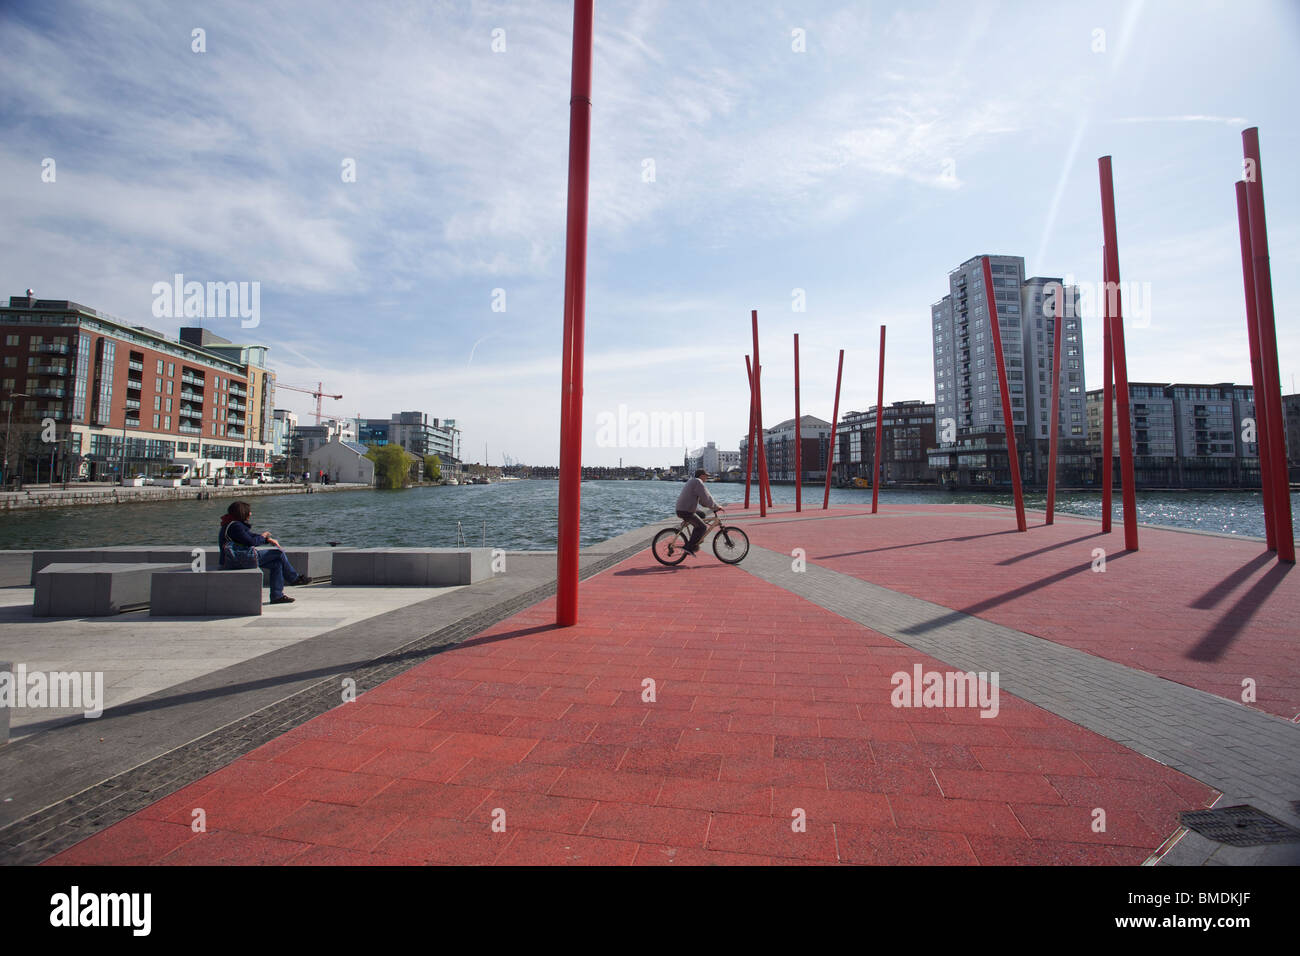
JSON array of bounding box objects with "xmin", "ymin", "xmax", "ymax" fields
[{"xmin": 20, "ymin": 504, "xmax": 1295, "ymax": 866}]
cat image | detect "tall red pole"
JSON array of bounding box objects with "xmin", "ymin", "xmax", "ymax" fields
[
  {"xmin": 1046, "ymin": 281, "xmax": 1064, "ymax": 524},
  {"xmin": 751, "ymin": 311, "xmax": 768, "ymax": 517},
  {"xmin": 1235, "ymin": 182, "xmax": 1276, "ymax": 551},
  {"xmin": 793, "ymin": 333, "xmax": 802, "ymax": 512},
  {"xmin": 981, "ymin": 258, "xmax": 1027, "ymax": 531},
  {"xmin": 871, "ymin": 325, "xmax": 886, "ymax": 515},
  {"xmin": 1102, "ymin": 244, "xmax": 1113, "ymax": 534},
  {"xmin": 744, "ymin": 356, "xmax": 756, "ymax": 511},
  {"xmin": 1099, "ymin": 156, "xmax": 1139, "ymax": 551},
  {"xmin": 823, "ymin": 349, "xmax": 844, "ymax": 510},
  {"xmin": 1242, "ymin": 128, "xmax": 1295, "ymax": 563},
  {"xmin": 555, "ymin": 0, "xmax": 594, "ymax": 627}
]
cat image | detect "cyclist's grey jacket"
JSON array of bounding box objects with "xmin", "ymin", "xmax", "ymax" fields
[{"xmin": 676, "ymin": 477, "xmax": 719, "ymax": 513}]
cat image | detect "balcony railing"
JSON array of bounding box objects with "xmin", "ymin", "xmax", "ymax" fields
[
  {"xmin": 124, "ymin": 398, "xmax": 141, "ymax": 410},
  {"xmin": 228, "ymin": 384, "xmax": 247, "ymax": 397},
  {"xmin": 125, "ymin": 378, "xmax": 142, "ymax": 390},
  {"xmin": 181, "ymin": 373, "xmax": 205, "ymax": 386},
  {"xmin": 179, "ymin": 425, "xmax": 201, "ymax": 435},
  {"xmin": 124, "ymin": 417, "xmax": 141, "ymax": 428},
  {"xmin": 33, "ymin": 387, "xmax": 66, "ymax": 398},
  {"xmin": 128, "ymin": 361, "xmax": 144, "ymax": 372},
  {"xmin": 32, "ymin": 365, "xmax": 68, "ymax": 375},
  {"xmin": 179, "ymin": 390, "xmax": 203, "ymax": 402},
  {"xmin": 34, "ymin": 344, "xmax": 70, "ymax": 355}
]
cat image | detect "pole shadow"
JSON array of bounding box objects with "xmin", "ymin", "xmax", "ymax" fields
[
  {"xmin": 996, "ymin": 531, "xmax": 1107, "ymax": 565},
  {"xmin": 900, "ymin": 550, "xmax": 1134, "ymax": 636},
  {"xmin": 1190, "ymin": 552, "xmax": 1275, "ymax": 609},
  {"xmin": 1188, "ymin": 561, "xmax": 1293, "ymax": 662},
  {"xmin": 819, "ymin": 528, "xmax": 1022, "ymax": 561}
]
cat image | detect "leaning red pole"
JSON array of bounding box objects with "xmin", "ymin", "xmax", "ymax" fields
[
  {"xmin": 871, "ymin": 325, "xmax": 886, "ymax": 514},
  {"xmin": 1242, "ymin": 128, "xmax": 1295, "ymax": 563},
  {"xmin": 1101, "ymin": 244, "xmax": 1113, "ymax": 534},
  {"xmin": 751, "ymin": 311, "xmax": 768, "ymax": 517},
  {"xmin": 555, "ymin": 0, "xmax": 594, "ymax": 627},
  {"xmin": 744, "ymin": 355, "xmax": 756, "ymax": 511},
  {"xmin": 1234, "ymin": 182, "xmax": 1276, "ymax": 551},
  {"xmin": 793, "ymin": 333, "xmax": 802, "ymax": 512},
  {"xmin": 1099, "ymin": 157, "xmax": 1139, "ymax": 551},
  {"xmin": 1045, "ymin": 280, "xmax": 1064, "ymax": 524},
  {"xmin": 823, "ymin": 349, "xmax": 844, "ymax": 509},
  {"xmin": 981, "ymin": 258, "xmax": 1026, "ymax": 532}
]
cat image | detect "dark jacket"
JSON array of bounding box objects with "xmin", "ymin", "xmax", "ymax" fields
[{"xmin": 219, "ymin": 515, "xmax": 267, "ymax": 566}]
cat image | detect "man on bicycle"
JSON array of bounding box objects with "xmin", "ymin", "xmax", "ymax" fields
[{"xmin": 676, "ymin": 468, "xmax": 722, "ymax": 555}]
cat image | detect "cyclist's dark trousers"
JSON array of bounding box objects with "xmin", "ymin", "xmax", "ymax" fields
[{"xmin": 676, "ymin": 510, "xmax": 707, "ymax": 551}]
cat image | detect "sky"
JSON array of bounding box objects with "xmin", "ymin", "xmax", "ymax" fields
[{"xmin": 2, "ymin": 0, "xmax": 1298, "ymax": 467}]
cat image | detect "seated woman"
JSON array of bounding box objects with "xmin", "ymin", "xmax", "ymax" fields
[{"xmin": 218, "ymin": 500, "xmax": 311, "ymax": 604}]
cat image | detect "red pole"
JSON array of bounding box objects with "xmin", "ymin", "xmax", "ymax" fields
[
  {"xmin": 981, "ymin": 257, "xmax": 1027, "ymax": 532},
  {"xmin": 555, "ymin": 0, "xmax": 594, "ymax": 627},
  {"xmin": 823, "ymin": 349, "xmax": 844, "ymax": 510},
  {"xmin": 1046, "ymin": 280, "xmax": 1064, "ymax": 524},
  {"xmin": 751, "ymin": 311, "xmax": 768, "ymax": 517},
  {"xmin": 744, "ymin": 355, "xmax": 755, "ymax": 511},
  {"xmin": 1102, "ymin": 244, "xmax": 1113, "ymax": 534},
  {"xmin": 793, "ymin": 333, "xmax": 802, "ymax": 512},
  {"xmin": 1242, "ymin": 128, "xmax": 1295, "ymax": 563},
  {"xmin": 871, "ymin": 325, "xmax": 886, "ymax": 514},
  {"xmin": 1235, "ymin": 181, "xmax": 1276, "ymax": 551},
  {"xmin": 1099, "ymin": 156, "xmax": 1139, "ymax": 551}
]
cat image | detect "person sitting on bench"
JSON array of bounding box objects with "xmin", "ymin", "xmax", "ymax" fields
[{"xmin": 218, "ymin": 500, "xmax": 311, "ymax": 604}]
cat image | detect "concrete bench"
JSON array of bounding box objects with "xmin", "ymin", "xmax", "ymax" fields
[
  {"xmin": 202, "ymin": 546, "xmax": 342, "ymax": 581},
  {"xmin": 0, "ymin": 551, "xmax": 33, "ymax": 588},
  {"xmin": 31, "ymin": 546, "xmax": 346, "ymax": 585},
  {"xmin": 331, "ymin": 548, "xmax": 492, "ymax": 586},
  {"xmin": 30, "ymin": 547, "xmax": 197, "ymax": 585},
  {"xmin": 149, "ymin": 569, "xmax": 264, "ymax": 617},
  {"xmin": 33, "ymin": 562, "xmax": 190, "ymax": 617}
]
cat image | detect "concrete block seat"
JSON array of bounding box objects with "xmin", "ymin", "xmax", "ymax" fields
[
  {"xmin": 33, "ymin": 563, "xmax": 190, "ymax": 617},
  {"xmin": 331, "ymin": 548, "xmax": 492, "ymax": 586},
  {"xmin": 201, "ymin": 546, "xmax": 343, "ymax": 581},
  {"xmin": 149, "ymin": 569, "xmax": 264, "ymax": 617},
  {"xmin": 32, "ymin": 546, "xmax": 346, "ymax": 585}
]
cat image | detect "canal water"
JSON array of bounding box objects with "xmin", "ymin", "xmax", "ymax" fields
[{"xmin": 0, "ymin": 481, "xmax": 1288, "ymax": 551}]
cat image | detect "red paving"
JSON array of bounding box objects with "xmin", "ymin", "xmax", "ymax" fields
[
  {"xmin": 734, "ymin": 504, "xmax": 1300, "ymax": 719},
  {"xmin": 46, "ymin": 510, "xmax": 1223, "ymax": 866}
]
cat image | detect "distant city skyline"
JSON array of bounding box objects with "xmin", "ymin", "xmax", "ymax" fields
[{"xmin": 3, "ymin": 0, "xmax": 1297, "ymax": 466}]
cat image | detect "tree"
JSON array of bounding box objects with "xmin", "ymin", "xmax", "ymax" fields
[
  {"xmin": 424, "ymin": 454, "xmax": 442, "ymax": 482},
  {"xmin": 365, "ymin": 443, "xmax": 412, "ymax": 489}
]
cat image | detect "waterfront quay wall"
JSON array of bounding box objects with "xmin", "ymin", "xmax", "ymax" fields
[{"xmin": 0, "ymin": 482, "xmax": 369, "ymax": 512}]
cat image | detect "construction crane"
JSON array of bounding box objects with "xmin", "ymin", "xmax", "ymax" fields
[{"xmin": 279, "ymin": 381, "xmax": 343, "ymax": 424}]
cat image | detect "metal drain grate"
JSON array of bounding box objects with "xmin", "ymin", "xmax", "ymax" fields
[{"xmin": 1179, "ymin": 805, "xmax": 1300, "ymax": 847}]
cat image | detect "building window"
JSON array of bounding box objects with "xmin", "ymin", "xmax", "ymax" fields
[
  {"xmin": 153, "ymin": 414, "xmax": 160, "ymax": 429},
  {"xmin": 166, "ymin": 381, "xmax": 173, "ymax": 394},
  {"xmin": 168, "ymin": 362, "xmax": 175, "ymax": 376},
  {"xmin": 156, "ymin": 359, "xmax": 163, "ymax": 374},
  {"xmin": 155, "ymin": 377, "xmax": 162, "ymax": 391},
  {"xmin": 165, "ymin": 416, "xmax": 171, "ymax": 429},
  {"xmin": 166, "ymin": 398, "xmax": 172, "ymax": 412}
]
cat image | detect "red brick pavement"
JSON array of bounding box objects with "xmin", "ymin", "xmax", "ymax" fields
[
  {"xmin": 45, "ymin": 517, "xmax": 1218, "ymax": 866},
  {"xmin": 733, "ymin": 504, "xmax": 1299, "ymax": 719}
]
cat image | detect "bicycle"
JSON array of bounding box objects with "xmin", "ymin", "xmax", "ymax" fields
[{"xmin": 652, "ymin": 508, "xmax": 750, "ymax": 566}]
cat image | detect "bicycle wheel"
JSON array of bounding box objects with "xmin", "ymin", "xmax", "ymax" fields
[
  {"xmin": 712, "ymin": 525, "xmax": 750, "ymax": 564},
  {"xmin": 652, "ymin": 528, "xmax": 690, "ymax": 566}
]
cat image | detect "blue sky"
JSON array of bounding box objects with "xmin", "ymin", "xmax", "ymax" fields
[{"xmin": 2, "ymin": 0, "xmax": 1297, "ymax": 466}]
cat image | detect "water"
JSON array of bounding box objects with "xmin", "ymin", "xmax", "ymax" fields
[{"xmin": 0, "ymin": 481, "xmax": 1290, "ymax": 551}]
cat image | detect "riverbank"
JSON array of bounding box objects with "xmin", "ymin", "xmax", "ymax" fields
[{"xmin": 0, "ymin": 481, "xmax": 369, "ymax": 512}]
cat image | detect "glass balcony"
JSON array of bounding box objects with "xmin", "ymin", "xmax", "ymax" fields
[
  {"xmin": 34, "ymin": 344, "xmax": 70, "ymax": 354},
  {"xmin": 34, "ymin": 387, "xmax": 67, "ymax": 398},
  {"xmin": 125, "ymin": 378, "xmax": 142, "ymax": 390},
  {"xmin": 128, "ymin": 361, "xmax": 144, "ymax": 372},
  {"xmin": 33, "ymin": 365, "xmax": 69, "ymax": 375}
]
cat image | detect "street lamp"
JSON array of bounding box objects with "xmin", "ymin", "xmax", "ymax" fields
[{"xmin": 3, "ymin": 392, "xmax": 30, "ymax": 488}]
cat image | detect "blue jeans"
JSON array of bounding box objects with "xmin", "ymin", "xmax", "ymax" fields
[{"xmin": 257, "ymin": 548, "xmax": 300, "ymax": 598}]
